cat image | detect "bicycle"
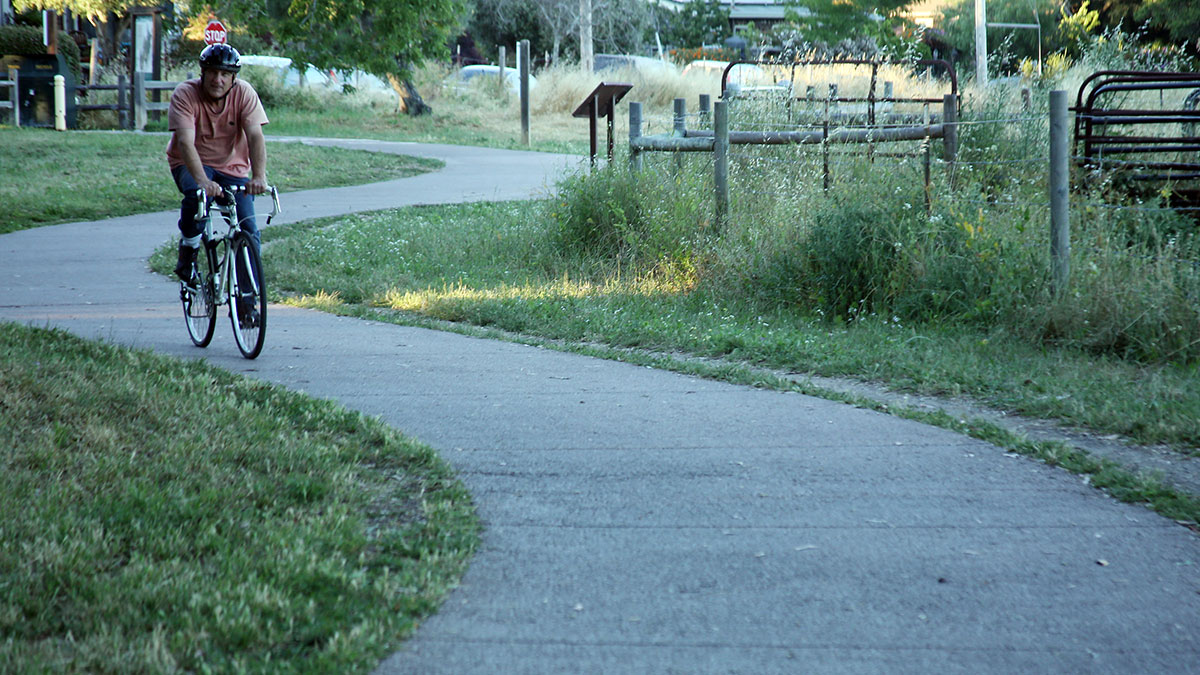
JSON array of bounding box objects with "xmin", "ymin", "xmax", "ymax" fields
[{"xmin": 179, "ymin": 185, "xmax": 281, "ymax": 359}]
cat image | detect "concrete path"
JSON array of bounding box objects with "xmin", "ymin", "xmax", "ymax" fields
[{"xmin": 2, "ymin": 139, "xmax": 1198, "ymax": 674}]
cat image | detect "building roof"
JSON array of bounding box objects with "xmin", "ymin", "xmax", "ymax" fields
[{"xmin": 654, "ymin": 0, "xmax": 801, "ymax": 21}]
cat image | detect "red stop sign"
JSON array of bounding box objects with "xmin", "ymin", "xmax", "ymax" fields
[{"xmin": 204, "ymin": 20, "xmax": 227, "ymax": 46}]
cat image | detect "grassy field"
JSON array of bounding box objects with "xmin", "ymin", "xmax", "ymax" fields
[
  {"xmin": 0, "ymin": 322, "xmax": 478, "ymax": 671},
  {"xmin": 0, "ymin": 128, "xmax": 442, "ymax": 234},
  {"xmin": 115, "ymin": 60, "xmax": 724, "ymax": 156}
]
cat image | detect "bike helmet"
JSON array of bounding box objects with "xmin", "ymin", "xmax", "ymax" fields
[{"xmin": 199, "ymin": 44, "xmax": 241, "ymax": 73}]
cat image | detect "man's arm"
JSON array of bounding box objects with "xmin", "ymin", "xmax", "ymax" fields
[
  {"xmin": 245, "ymin": 123, "xmax": 268, "ymax": 195},
  {"xmin": 173, "ymin": 126, "xmax": 223, "ymax": 199}
]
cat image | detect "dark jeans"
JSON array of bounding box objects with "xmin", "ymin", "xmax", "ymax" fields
[
  {"xmin": 172, "ymin": 165, "xmax": 260, "ymax": 250},
  {"xmin": 173, "ymin": 165, "xmax": 261, "ymax": 293}
]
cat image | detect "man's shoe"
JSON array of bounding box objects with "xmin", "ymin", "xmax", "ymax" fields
[{"xmin": 175, "ymin": 244, "xmax": 198, "ymax": 281}]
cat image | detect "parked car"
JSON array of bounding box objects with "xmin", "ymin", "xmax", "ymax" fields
[
  {"xmin": 594, "ymin": 54, "xmax": 677, "ymax": 75},
  {"xmin": 681, "ymin": 59, "xmax": 790, "ymax": 98},
  {"xmin": 240, "ymin": 54, "xmax": 391, "ymax": 93},
  {"xmin": 240, "ymin": 54, "xmax": 335, "ymax": 90},
  {"xmin": 451, "ymin": 64, "xmax": 537, "ymax": 95}
]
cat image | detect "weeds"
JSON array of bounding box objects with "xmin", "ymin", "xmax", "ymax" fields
[{"xmin": 540, "ymin": 51, "xmax": 1200, "ymax": 364}]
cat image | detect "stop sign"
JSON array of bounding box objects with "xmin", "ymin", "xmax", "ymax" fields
[{"xmin": 204, "ymin": 20, "xmax": 227, "ymax": 46}]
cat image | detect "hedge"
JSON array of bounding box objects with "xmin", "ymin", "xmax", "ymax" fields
[{"xmin": 0, "ymin": 25, "xmax": 83, "ymax": 82}]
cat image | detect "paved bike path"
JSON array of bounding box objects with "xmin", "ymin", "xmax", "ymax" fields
[{"xmin": 1, "ymin": 138, "xmax": 1197, "ymax": 674}]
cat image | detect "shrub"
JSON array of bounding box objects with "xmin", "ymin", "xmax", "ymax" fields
[
  {"xmin": 730, "ymin": 174, "xmax": 1013, "ymax": 322},
  {"xmin": 1035, "ymin": 199, "xmax": 1200, "ymax": 361},
  {"xmin": 0, "ymin": 25, "xmax": 82, "ymax": 82},
  {"xmin": 546, "ymin": 161, "xmax": 712, "ymax": 270}
]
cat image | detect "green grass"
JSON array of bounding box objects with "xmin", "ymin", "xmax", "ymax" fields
[
  {"xmin": 263, "ymin": 107, "xmax": 587, "ymax": 156},
  {"xmin": 0, "ymin": 322, "xmax": 478, "ymax": 672},
  {"xmin": 0, "ymin": 128, "xmax": 442, "ymax": 234}
]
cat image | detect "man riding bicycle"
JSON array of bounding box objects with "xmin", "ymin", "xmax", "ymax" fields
[{"xmin": 167, "ymin": 44, "xmax": 269, "ymax": 283}]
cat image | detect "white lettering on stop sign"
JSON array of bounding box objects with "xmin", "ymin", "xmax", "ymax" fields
[{"xmin": 204, "ymin": 21, "xmax": 227, "ymax": 45}]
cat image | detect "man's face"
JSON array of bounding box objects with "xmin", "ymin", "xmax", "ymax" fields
[{"xmin": 200, "ymin": 68, "xmax": 235, "ymax": 101}]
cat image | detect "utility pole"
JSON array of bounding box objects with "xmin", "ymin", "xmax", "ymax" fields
[
  {"xmin": 974, "ymin": 0, "xmax": 987, "ymax": 86},
  {"xmin": 580, "ymin": 0, "xmax": 594, "ymax": 73}
]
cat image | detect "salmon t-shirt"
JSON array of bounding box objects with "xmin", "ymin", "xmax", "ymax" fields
[{"xmin": 166, "ymin": 79, "xmax": 269, "ymax": 177}]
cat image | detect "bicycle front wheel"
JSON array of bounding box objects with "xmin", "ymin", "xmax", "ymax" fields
[
  {"xmin": 229, "ymin": 232, "xmax": 267, "ymax": 359},
  {"xmin": 181, "ymin": 243, "xmax": 217, "ymax": 347}
]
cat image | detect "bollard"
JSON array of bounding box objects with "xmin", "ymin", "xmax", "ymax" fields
[
  {"xmin": 54, "ymin": 74, "xmax": 66, "ymax": 130},
  {"xmin": 1049, "ymin": 90, "xmax": 1071, "ymax": 295}
]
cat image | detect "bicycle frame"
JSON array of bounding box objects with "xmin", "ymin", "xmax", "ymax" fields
[
  {"xmin": 193, "ymin": 185, "xmax": 281, "ymax": 305},
  {"xmin": 180, "ymin": 184, "xmax": 281, "ymax": 358}
]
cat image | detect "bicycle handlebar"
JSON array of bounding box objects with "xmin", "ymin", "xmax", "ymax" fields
[{"xmin": 193, "ymin": 185, "xmax": 281, "ymax": 223}]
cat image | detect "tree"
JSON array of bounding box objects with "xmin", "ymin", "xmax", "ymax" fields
[
  {"xmin": 1059, "ymin": 0, "xmax": 1101, "ymax": 55},
  {"xmin": 591, "ymin": 0, "xmax": 652, "ymax": 54},
  {"xmin": 15, "ymin": 0, "xmax": 141, "ymax": 71},
  {"xmin": 15, "ymin": 0, "xmax": 133, "ymax": 22},
  {"xmin": 784, "ymin": 0, "xmax": 916, "ymax": 46},
  {"xmin": 469, "ymin": 0, "xmax": 651, "ymax": 66},
  {"xmin": 1136, "ymin": 0, "xmax": 1200, "ymax": 51},
  {"xmin": 220, "ymin": 0, "xmax": 468, "ymax": 114},
  {"xmin": 938, "ymin": 0, "xmax": 1069, "ymax": 74},
  {"xmin": 656, "ymin": 0, "xmax": 730, "ymax": 49}
]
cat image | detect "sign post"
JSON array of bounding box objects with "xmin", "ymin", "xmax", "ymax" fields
[{"xmin": 43, "ymin": 10, "xmax": 57, "ymax": 54}]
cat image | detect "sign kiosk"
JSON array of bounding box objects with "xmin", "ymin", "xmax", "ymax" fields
[{"xmin": 572, "ymin": 82, "xmax": 633, "ymax": 167}]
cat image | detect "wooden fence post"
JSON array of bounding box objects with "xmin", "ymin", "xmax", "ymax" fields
[
  {"xmin": 942, "ymin": 94, "xmax": 958, "ymax": 166},
  {"xmin": 714, "ymin": 99, "xmax": 729, "ymax": 229},
  {"xmin": 117, "ymin": 74, "xmax": 128, "ymax": 130},
  {"xmin": 1049, "ymin": 89, "xmax": 1071, "ymax": 295},
  {"xmin": 498, "ymin": 46, "xmax": 506, "ymax": 97},
  {"xmin": 133, "ymin": 72, "xmax": 146, "ymax": 131},
  {"xmin": 673, "ymin": 97, "xmax": 686, "ymax": 136},
  {"xmin": 629, "ymin": 101, "xmax": 643, "ymax": 172},
  {"xmin": 519, "ymin": 39, "xmax": 530, "ymax": 146},
  {"xmin": 673, "ymin": 97, "xmax": 686, "ymax": 172}
]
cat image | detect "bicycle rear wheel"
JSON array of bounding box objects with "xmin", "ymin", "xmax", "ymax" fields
[
  {"xmin": 181, "ymin": 243, "xmax": 217, "ymax": 347},
  {"xmin": 229, "ymin": 232, "xmax": 267, "ymax": 359}
]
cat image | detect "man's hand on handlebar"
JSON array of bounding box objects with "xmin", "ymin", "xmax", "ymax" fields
[
  {"xmin": 247, "ymin": 176, "xmax": 268, "ymax": 196},
  {"xmin": 199, "ymin": 178, "xmax": 224, "ymax": 200}
]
